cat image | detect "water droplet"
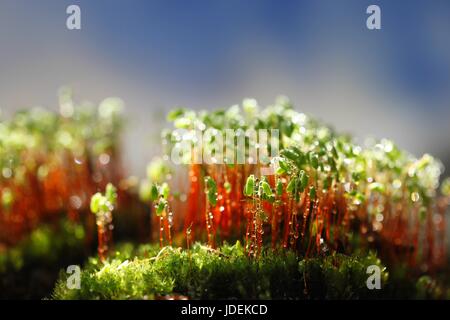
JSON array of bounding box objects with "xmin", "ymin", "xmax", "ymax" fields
[
  {"xmin": 383, "ymin": 141, "xmax": 394, "ymax": 153},
  {"xmin": 2, "ymin": 167, "xmax": 12, "ymax": 179},
  {"xmin": 433, "ymin": 214, "xmax": 442, "ymax": 224},
  {"xmin": 70, "ymin": 195, "xmax": 82, "ymax": 209},
  {"xmin": 376, "ymin": 213, "xmax": 384, "ymax": 222},
  {"xmin": 99, "ymin": 153, "xmax": 110, "ymax": 165},
  {"xmin": 93, "ymin": 172, "xmax": 102, "ymax": 183},
  {"xmin": 411, "ymin": 192, "xmax": 420, "ymax": 202},
  {"xmin": 392, "ymin": 179, "xmax": 402, "ymax": 189}
]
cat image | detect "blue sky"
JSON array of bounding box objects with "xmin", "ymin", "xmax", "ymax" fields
[
  {"xmin": 1, "ymin": 0, "xmax": 449, "ymax": 174},
  {"xmin": 61, "ymin": 0, "xmax": 450, "ymax": 107}
]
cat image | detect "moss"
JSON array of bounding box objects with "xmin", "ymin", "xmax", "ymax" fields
[
  {"xmin": 0, "ymin": 219, "xmax": 85, "ymax": 274},
  {"xmin": 0, "ymin": 218, "xmax": 87, "ymax": 299},
  {"xmin": 53, "ymin": 241, "xmax": 406, "ymax": 300},
  {"xmin": 158, "ymin": 97, "xmax": 450, "ymax": 270},
  {"xmin": 55, "ymin": 240, "xmax": 450, "ymax": 300}
]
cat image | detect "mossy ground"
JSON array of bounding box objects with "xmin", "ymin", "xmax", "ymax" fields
[
  {"xmin": 0, "ymin": 219, "xmax": 87, "ymax": 299},
  {"xmin": 52, "ymin": 241, "xmax": 447, "ymax": 300}
]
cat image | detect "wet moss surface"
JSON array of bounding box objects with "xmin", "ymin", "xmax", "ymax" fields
[{"xmin": 52, "ymin": 242, "xmax": 448, "ymax": 300}]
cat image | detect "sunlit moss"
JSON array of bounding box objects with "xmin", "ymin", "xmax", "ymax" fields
[
  {"xmin": 53, "ymin": 241, "xmax": 393, "ymax": 300},
  {"xmin": 162, "ymin": 97, "xmax": 449, "ymax": 268},
  {"xmin": 53, "ymin": 241, "xmax": 450, "ymax": 300}
]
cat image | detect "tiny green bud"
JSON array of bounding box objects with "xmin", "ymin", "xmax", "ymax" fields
[
  {"xmin": 352, "ymin": 172, "xmax": 361, "ymax": 182},
  {"xmin": 286, "ymin": 178, "xmax": 296, "ymax": 194},
  {"xmin": 300, "ymin": 171, "xmax": 309, "ymax": 191},
  {"xmin": 224, "ymin": 181, "xmax": 232, "ymax": 194},
  {"xmin": 441, "ymin": 178, "xmax": 450, "ymax": 197},
  {"xmin": 90, "ymin": 193, "xmax": 103, "ymax": 214},
  {"xmin": 369, "ymin": 182, "xmax": 385, "ymax": 193},
  {"xmin": 166, "ymin": 108, "xmax": 185, "ymax": 122},
  {"xmin": 204, "ymin": 176, "xmax": 217, "ymax": 206},
  {"xmin": 309, "ymin": 153, "xmax": 319, "ymax": 169},
  {"xmin": 1, "ymin": 188, "xmax": 14, "ymax": 209},
  {"xmin": 150, "ymin": 183, "xmax": 159, "ymax": 202},
  {"xmin": 323, "ymin": 176, "xmax": 332, "ymax": 190},
  {"xmin": 146, "ymin": 158, "xmax": 170, "ymax": 184},
  {"xmin": 156, "ymin": 199, "xmax": 166, "ymax": 216},
  {"xmin": 105, "ymin": 183, "xmax": 117, "ymax": 206},
  {"xmin": 244, "ymin": 175, "xmax": 255, "ymax": 197},
  {"xmin": 309, "ymin": 186, "xmax": 316, "ymax": 199},
  {"xmin": 261, "ymin": 181, "xmax": 272, "ymax": 197},
  {"xmin": 281, "ymin": 149, "xmax": 298, "ymax": 162},
  {"xmin": 160, "ymin": 182, "xmax": 170, "ymax": 200},
  {"xmin": 139, "ymin": 180, "xmax": 151, "ymax": 202},
  {"xmin": 276, "ymin": 179, "xmax": 283, "ymax": 196}
]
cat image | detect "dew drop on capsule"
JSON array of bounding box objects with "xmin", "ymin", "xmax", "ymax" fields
[
  {"xmin": 392, "ymin": 179, "xmax": 402, "ymax": 189},
  {"xmin": 376, "ymin": 213, "xmax": 384, "ymax": 222},
  {"xmin": 99, "ymin": 153, "xmax": 110, "ymax": 165}
]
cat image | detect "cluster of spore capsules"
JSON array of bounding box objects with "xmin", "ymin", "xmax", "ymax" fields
[
  {"xmin": 1, "ymin": 92, "xmax": 448, "ymax": 274},
  {"xmin": 0, "ymin": 88, "xmax": 124, "ymax": 249},
  {"xmin": 138, "ymin": 97, "xmax": 450, "ymax": 273}
]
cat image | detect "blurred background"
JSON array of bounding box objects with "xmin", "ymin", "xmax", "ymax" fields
[{"xmin": 0, "ymin": 0, "xmax": 449, "ymax": 177}]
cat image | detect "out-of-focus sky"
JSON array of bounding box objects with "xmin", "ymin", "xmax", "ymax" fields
[{"xmin": 0, "ymin": 0, "xmax": 449, "ymax": 176}]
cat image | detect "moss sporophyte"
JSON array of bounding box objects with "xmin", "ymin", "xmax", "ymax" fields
[
  {"xmin": 0, "ymin": 89, "xmax": 124, "ymax": 249},
  {"xmin": 2, "ymin": 91, "xmax": 449, "ymax": 299},
  {"xmin": 53, "ymin": 95, "xmax": 449, "ymax": 299},
  {"xmin": 90, "ymin": 183, "xmax": 117, "ymax": 262},
  {"xmin": 141, "ymin": 96, "xmax": 449, "ymax": 272}
]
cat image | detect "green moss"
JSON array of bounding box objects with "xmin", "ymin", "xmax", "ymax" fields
[
  {"xmin": 54, "ymin": 241, "xmax": 450, "ymax": 300},
  {"xmin": 53, "ymin": 241, "xmax": 400, "ymax": 300},
  {"xmin": 299, "ymin": 252, "xmax": 388, "ymax": 299},
  {"xmin": 0, "ymin": 219, "xmax": 85, "ymax": 273}
]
